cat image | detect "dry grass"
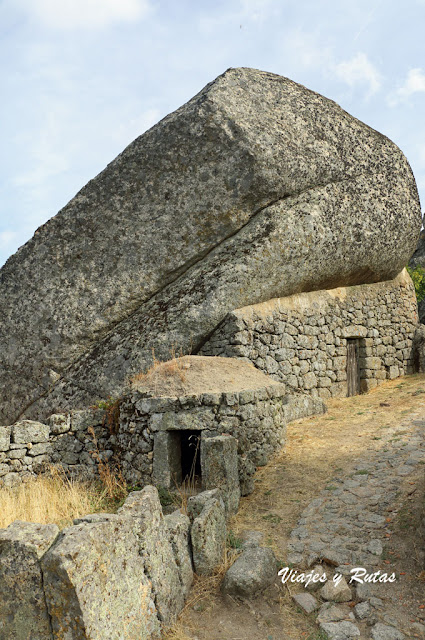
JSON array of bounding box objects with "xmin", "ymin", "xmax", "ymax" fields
[
  {"xmin": 0, "ymin": 425, "xmax": 131, "ymax": 530},
  {"xmin": 130, "ymin": 347, "xmax": 187, "ymax": 394},
  {"xmin": 172, "ymin": 434, "xmax": 201, "ymax": 514},
  {"xmin": 176, "ymin": 373, "xmax": 425, "ymax": 639},
  {"xmin": 88, "ymin": 426, "xmax": 128, "ymax": 504},
  {"xmin": 0, "ymin": 467, "xmax": 111, "ymax": 530},
  {"xmin": 162, "ymin": 544, "xmax": 241, "ymax": 640}
]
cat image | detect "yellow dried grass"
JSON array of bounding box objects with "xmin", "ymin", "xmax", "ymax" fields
[
  {"xmin": 0, "ymin": 467, "xmax": 110, "ymax": 530},
  {"xmin": 130, "ymin": 347, "xmax": 187, "ymax": 393}
]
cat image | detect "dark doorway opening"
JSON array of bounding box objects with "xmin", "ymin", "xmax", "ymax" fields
[
  {"xmin": 180, "ymin": 430, "xmax": 202, "ymax": 483},
  {"xmin": 347, "ymin": 338, "xmax": 361, "ymax": 396}
]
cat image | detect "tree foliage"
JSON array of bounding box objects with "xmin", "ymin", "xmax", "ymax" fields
[{"xmin": 407, "ymin": 265, "xmax": 425, "ymax": 302}]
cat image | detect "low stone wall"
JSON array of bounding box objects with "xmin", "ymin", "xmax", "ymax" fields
[
  {"xmin": 201, "ymin": 270, "xmax": 418, "ymax": 399},
  {"xmin": 0, "ymin": 486, "xmax": 226, "ymax": 640},
  {"xmin": 0, "ymin": 411, "xmax": 106, "ymax": 488},
  {"xmin": 2, "ymin": 383, "xmax": 320, "ymax": 495}
]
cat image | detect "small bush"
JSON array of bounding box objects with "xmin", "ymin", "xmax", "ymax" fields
[
  {"xmin": 92, "ymin": 396, "xmax": 121, "ymax": 435},
  {"xmin": 158, "ymin": 486, "xmax": 176, "ymax": 507},
  {"xmin": 407, "ymin": 265, "xmax": 425, "ymax": 302}
]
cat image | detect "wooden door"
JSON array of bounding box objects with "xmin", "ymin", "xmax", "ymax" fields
[{"xmin": 346, "ymin": 339, "xmax": 360, "ymax": 396}]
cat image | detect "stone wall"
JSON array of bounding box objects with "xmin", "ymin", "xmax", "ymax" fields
[
  {"xmin": 201, "ymin": 270, "xmax": 418, "ymax": 399},
  {"xmin": 0, "ymin": 411, "xmax": 106, "ymax": 488},
  {"xmin": 2, "ymin": 383, "xmax": 317, "ymax": 495},
  {"xmin": 0, "ymin": 486, "xmax": 226, "ymax": 639},
  {"xmin": 112, "ymin": 383, "xmax": 289, "ymax": 495}
]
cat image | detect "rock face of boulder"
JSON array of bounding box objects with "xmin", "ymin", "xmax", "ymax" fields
[
  {"xmin": 409, "ymin": 225, "xmax": 425, "ymax": 323},
  {"xmin": 0, "ymin": 521, "xmax": 59, "ymax": 640},
  {"xmin": 0, "ymin": 67, "xmax": 421, "ymax": 422},
  {"xmin": 409, "ymin": 226, "xmax": 425, "ymax": 270}
]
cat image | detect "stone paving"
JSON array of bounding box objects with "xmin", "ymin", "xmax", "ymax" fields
[{"xmin": 285, "ymin": 415, "xmax": 425, "ymax": 639}]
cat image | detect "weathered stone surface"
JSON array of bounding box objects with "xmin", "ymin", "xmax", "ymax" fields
[
  {"xmin": 305, "ymin": 564, "xmax": 327, "ymax": 592},
  {"xmin": 0, "ymin": 425, "xmax": 11, "ymax": 451},
  {"xmin": 0, "ymin": 520, "xmax": 59, "ymax": 640},
  {"xmin": 414, "ymin": 324, "xmax": 425, "ymax": 371},
  {"xmin": 370, "ymin": 623, "xmax": 405, "ymax": 640},
  {"xmin": 409, "ymin": 224, "xmax": 425, "ymax": 269},
  {"xmin": 354, "ymin": 601, "xmax": 371, "ymax": 619},
  {"xmin": 2, "ymin": 471, "xmax": 21, "ymax": 487},
  {"xmin": 187, "ymin": 488, "xmax": 222, "ymax": 521},
  {"xmin": 48, "ymin": 413, "xmax": 71, "ymax": 434},
  {"xmin": 117, "ymin": 486, "xmax": 185, "ymax": 624},
  {"xmin": 41, "ymin": 516, "xmax": 160, "ymax": 640},
  {"xmin": 153, "ymin": 430, "xmax": 182, "ymax": 488},
  {"xmin": 282, "ymin": 395, "xmax": 327, "ymax": 423},
  {"xmin": 292, "ymin": 592, "xmax": 318, "ymax": 613},
  {"xmin": 320, "ymin": 620, "xmax": 360, "ymax": 639},
  {"xmin": 320, "ymin": 576, "xmax": 352, "ymax": 602},
  {"xmin": 12, "ymin": 420, "xmax": 50, "ymax": 444},
  {"xmin": 190, "ymin": 491, "xmax": 226, "ymax": 575},
  {"xmin": 221, "ymin": 546, "xmax": 276, "ymax": 597},
  {"xmin": 1, "ymin": 67, "xmax": 420, "ymax": 422},
  {"xmin": 164, "ymin": 510, "xmax": 193, "ymax": 599},
  {"xmin": 316, "ymin": 603, "xmax": 355, "ymax": 624},
  {"xmin": 201, "ymin": 435, "xmax": 240, "ymax": 514}
]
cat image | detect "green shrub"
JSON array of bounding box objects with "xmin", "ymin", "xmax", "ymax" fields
[{"xmin": 407, "ymin": 265, "xmax": 425, "ymax": 302}]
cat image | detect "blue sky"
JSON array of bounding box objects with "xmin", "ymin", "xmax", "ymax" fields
[{"xmin": 1, "ymin": 0, "xmax": 425, "ymax": 266}]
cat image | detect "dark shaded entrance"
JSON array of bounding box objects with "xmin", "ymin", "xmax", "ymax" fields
[
  {"xmin": 180, "ymin": 430, "xmax": 201, "ymax": 482},
  {"xmin": 346, "ymin": 338, "xmax": 361, "ymax": 396}
]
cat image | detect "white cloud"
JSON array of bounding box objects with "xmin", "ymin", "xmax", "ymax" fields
[
  {"xmin": 239, "ymin": 0, "xmax": 277, "ymax": 22},
  {"xmin": 19, "ymin": 0, "xmax": 151, "ymax": 29},
  {"xmin": 334, "ymin": 52, "xmax": 381, "ymax": 97},
  {"xmin": 388, "ymin": 68, "xmax": 425, "ymax": 106},
  {"xmin": 199, "ymin": 0, "xmax": 279, "ymax": 34}
]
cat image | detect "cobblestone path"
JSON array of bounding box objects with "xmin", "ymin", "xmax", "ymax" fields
[{"xmin": 286, "ymin": 415, "xmax": 425, "ymax": 639}]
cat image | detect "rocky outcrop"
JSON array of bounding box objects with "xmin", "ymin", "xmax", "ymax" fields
[
  {"xmin": 0, "ymin": 521, "xmax": 59, "ymax": 640},
  {"xmin": 41, "ymin": 515, "xmax": 161, "ymax": 640},
  {"xmin": 409, "ymin": 225, "xmax": 425, "ymax": 269},
  {"xmin": 0, "ymin": 486, "xmax": 204, "ymax": 639},
  {"xmin": 0, "ymin": 67, "xmax": 421, "ymax": 422},
  {"xmin": 117, "ymin": 486, "xmax": 185, "ymax": 624},
  {"xmin": 188, "ymin": 490, "xmax": 227, "ymax": 575}
]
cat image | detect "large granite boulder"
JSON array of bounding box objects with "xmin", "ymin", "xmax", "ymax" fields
[
  {"xmin": 0, "ymin": 521, "xmax": 59, "ymax": 640},
  {"xmin": 409, "ymin": 225, "xmax": 425, "ymax": 270},
  {"xmin": 0, "ymin": 67, "xmax": 420, "ymax": 422},
  {"xmin": 41, "ymin": 515, "xmax": 161, "ymax": 640},
  {"xmin": 117, "ymin": 486, "xmax": 188, "ymax": 624}
]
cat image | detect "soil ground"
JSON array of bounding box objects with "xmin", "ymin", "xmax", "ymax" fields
[{"xmin": 163, "ymin": 373, "xmax": 425, "ymax": 640}]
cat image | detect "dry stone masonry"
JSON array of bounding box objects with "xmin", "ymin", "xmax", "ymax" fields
[
  {"xmin": 0, "ymin": 357, "xmax": 328, "ymax": 493},
  {"xmin": 0, "ymin": 66, "xmax": 423, "ymax": 640},
  {"xmin": 0, "ymin": 67, "xmax": 421, "ymax": 423},
  {"xmin": 0, "ymin": 412, "xmax": 104, "ymax": 489},
  {"xmin": 201, "ymin": 271, "xmax": 418, "ymax": 399}
]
